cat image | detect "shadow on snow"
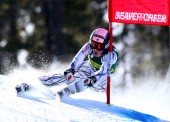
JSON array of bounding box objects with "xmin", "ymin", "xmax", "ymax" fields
[{"xmin": 62, "ymin": 98, "xmax": 166, "ymax": 122}]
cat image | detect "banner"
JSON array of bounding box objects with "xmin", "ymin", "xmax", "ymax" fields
[{"xmin": 108, "ymin": 0, "xmax": 170, "ymax": 26}]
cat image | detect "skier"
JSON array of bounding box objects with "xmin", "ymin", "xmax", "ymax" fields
[
  {"xmin": 42, "ymin": 28, "xmax": 118, "ymax": 99},
  {"xmin": 16, "ymin": 28, "xmax": 118, "ymax": 99}
]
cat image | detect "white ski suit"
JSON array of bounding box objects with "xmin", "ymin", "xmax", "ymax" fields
[
  {"xmin": 58, "ymin": 42, "xmax": 118, "ymax": 97},
  {"xmin": 41, "ymin": 42, "xmax": 118, "ymax": 98}
]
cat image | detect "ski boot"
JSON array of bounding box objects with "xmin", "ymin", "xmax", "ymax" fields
[{"xmin": 15, "ymin": 83, "xmax": 29, "ymax": 93}]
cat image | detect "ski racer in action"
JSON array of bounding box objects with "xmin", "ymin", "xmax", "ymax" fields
[
  {"xmin": 40, "ymin": 28, "xmax": 119, "ymax": 99},
  {"xmin": 16, "ymin": 28, "xmax": 118, "ymax": 99}
]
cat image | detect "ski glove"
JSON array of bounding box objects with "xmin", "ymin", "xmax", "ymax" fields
[
  {"xmin": 64, "ymin": 68, "xmax": 75, "ymax": 80},
  {"xmin": 84, "ymin": 76, "xmax": 97, "ymax": 86}
]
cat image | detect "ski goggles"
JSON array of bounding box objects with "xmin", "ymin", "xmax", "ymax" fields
[{"xmin": 91, "ymin": 41, "xmax": 104, "ymax": 51}]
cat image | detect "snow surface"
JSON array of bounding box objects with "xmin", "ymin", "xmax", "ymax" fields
[{"xmin": 0, "ymin": 63, "xmax": 169, "ymax": 122}]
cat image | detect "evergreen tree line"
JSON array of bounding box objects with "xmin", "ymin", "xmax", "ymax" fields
[{"xmin": 0, "ymin": 0, "xmax": 169, "ymax": 77}]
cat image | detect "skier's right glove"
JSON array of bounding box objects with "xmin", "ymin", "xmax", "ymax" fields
[{"xmin": 64, "ymin": 68, "xmax": 75, "ymax": 80}]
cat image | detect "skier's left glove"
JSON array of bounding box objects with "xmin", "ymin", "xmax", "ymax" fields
[
  {"xmin": 64, "ymin": 68, "xmax": 75, "ymax": 80},
  {"xmin": 84, "ymin": 76, "xmax": 96, "ymax": 86}
]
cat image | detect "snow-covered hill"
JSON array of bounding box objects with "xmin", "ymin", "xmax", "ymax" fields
[
  {"xmin": 0, "ymin": 83, "xmax": 165, "ymax": 122},
  {"xmin": 0, "ymin": 64, "xmax": 169, "ymax": 122}
]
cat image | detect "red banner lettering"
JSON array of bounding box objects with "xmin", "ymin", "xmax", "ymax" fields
[{"xmin": 108, "ymin": 0, "xmax": 170, "ymax": 26}]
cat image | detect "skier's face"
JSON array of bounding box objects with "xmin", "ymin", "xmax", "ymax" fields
[{"xmin": 93, "ymin": 49, "xmax": 103, "ymax": 57}]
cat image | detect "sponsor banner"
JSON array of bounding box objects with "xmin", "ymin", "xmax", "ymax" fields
[{"xmin": 108, "ymin": 0, "xmax": 170, "ymax": 26}]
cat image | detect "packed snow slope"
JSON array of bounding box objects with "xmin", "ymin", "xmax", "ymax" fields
[{"xmin": 0, "ymin": 63, "xmax": 170, "ymax": 122}]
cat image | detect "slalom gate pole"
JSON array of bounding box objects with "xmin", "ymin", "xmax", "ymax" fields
[
  {"xmin": 169, "ymin": 26, "xmax": 170, "ymax": 62},
  {"xmin": 106, "ymin": 22, "xmax": 113, "ymax": 106}
]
